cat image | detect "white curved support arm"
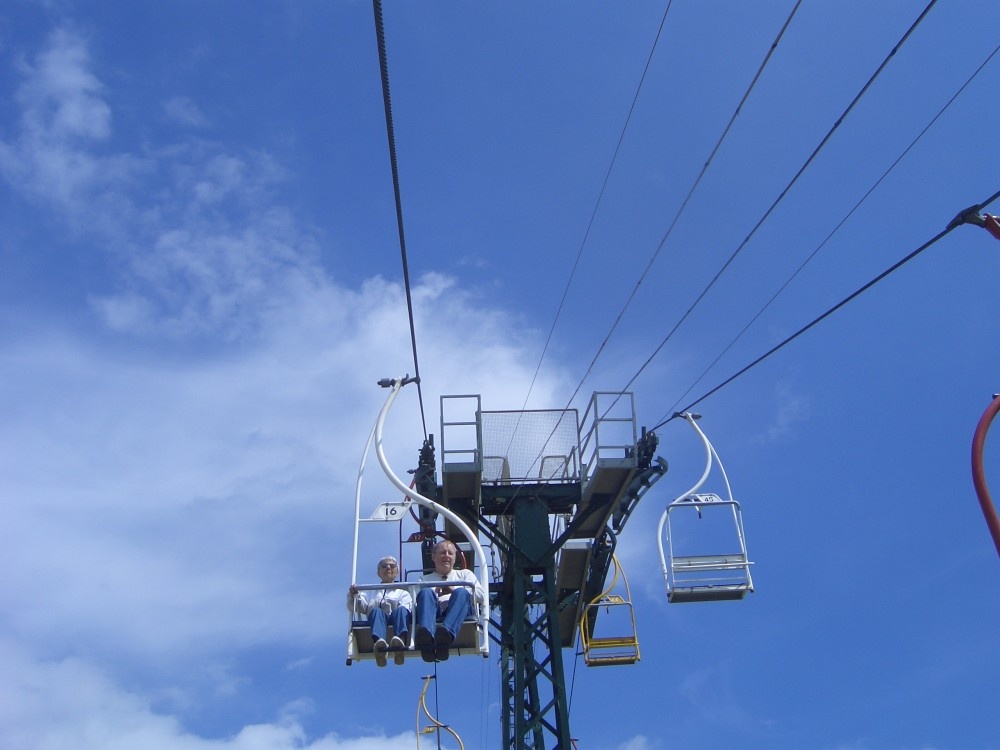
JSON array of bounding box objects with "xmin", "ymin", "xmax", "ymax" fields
[
  {"xmin": 682, "ymin": 412, "xmax": 714, "ymax": 500},
  {"xmin": 656, "ymin": 506, "xmax": 671, "ymax": 595},
  {"xmin": 351, "ymin": 421, "xmax": 378, "ymax": 587},
  {"xmin": 373, "ymin": 377, "xmax": 490, "ymax": 654},
  {"xmin": 687, "ymin": 415, "xmax": 735, "ymax": 503},
  {"xmin": 347, "ymin": 421, "xmax": 378, "ymax": 664},
  {"xmin": 657, "ymin": 412, "xmax": 723, "ymax": 595}
]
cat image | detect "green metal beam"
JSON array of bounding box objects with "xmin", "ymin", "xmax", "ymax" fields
[{"xmin": 495, "ymin": 496, "xmax": 572, "ymax": 749}]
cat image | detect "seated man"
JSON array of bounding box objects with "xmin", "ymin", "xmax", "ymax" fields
[
  {"xmin": 348, "ymin": 555, "xmax": 412, "ymax": 667},
  {"xmin": 414, "ymin": 540, "xmax": 485, "ymax": 662}
]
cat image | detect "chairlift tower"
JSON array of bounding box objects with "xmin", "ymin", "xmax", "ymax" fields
[
  {"xmin": 424, "ymin": 392, "xmax": 667, "ymax": 750},
  {"xmin": 350, "ymin": 382, "xmax": 753, "ymax": 750}
]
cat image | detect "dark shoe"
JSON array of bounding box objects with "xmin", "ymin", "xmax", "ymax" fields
[
  {"xmin": 435, "ymin": 646, "xmax": 450, "ymax": 661},
  {"xmin": 373, "ymin": 638, "xmax": 388, "ymax": 668},
  {"xmin": 434, "ymin": 625, "xmax": 454, "ymax": 646},
  {"xmin": 420, "ymin": 649, "xmax": 437, "ymax": 663},
  {"xmin": 415, "ymin": 627, "xmax": 433, "ymax": 650}
]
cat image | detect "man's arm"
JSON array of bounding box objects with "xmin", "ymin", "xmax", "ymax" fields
[
  {"xmin": 348, "ymin": 585, "xmax": 368, "ymax": 614},
  {"xmin": 460, "ymin": 569, "xmax": 486, "ymax": 605}
]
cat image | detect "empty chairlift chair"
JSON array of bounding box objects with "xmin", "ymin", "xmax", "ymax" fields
[
  {"xmin": 579, "ymin": 554, "xmax": 640, "ymax": 666},
  {"xmin": 657, "ymin": 413, "xmax": 754, "ymax": 603}
]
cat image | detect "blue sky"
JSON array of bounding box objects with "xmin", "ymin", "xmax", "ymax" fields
[{"xmin": 2, "ymin": 2, "xmax": 999, "ymax": 749}]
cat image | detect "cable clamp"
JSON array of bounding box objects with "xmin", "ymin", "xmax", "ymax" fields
[
  {"xmin": 947, "ymin": 203, "xmax": 987, "ymax": 230},
  {"xmin": 377, "ymin": 374, "xmax": 421, "ymax": 389},
  {"xmin": 946, "ymin": 204, "xmax": 1000, "ymax": 240}
]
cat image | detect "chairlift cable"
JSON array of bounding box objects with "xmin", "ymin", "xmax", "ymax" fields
[
  {"xmin": 661, "ymin": 40, "xmax": 1000, "ymax": 424},
  {"xmin": 603, "ymin": 0, "xmax": 940, "ymax": 420},
  {"xmin": 567, "ymin": 618, "xmax": 585, "ymax": 713},
  {"xmin": 433, "ymin": 668, "xmax": 442, "ymax": 750},
  {"xmin": 372, "ymin": 0, "xmax": 428, "ymax": 438},
  {"xmin": 512, "ymin": 0, "xmax": 677, "ymax": 419},
  {"xmin": 646, "ymin": 187, "xmax": 1000, "ymax": 433},
  {"xmin": 563, "ymin": 0, "xmax": 802, "ymax": 415},
  {"xmin": 503, "ymin": 1, "xmax": 794, "ymax": 487},
  {"xmin": 494, "ymin": 1, "xmax": 678, "ymax": 487}
]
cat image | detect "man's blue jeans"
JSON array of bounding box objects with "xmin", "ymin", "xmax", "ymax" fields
[{"xmin": 416, "ymin": 586, "xmax": 472, "ymax": 639}]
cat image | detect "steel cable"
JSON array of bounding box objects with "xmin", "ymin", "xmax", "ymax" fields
[
  {"xmin": 661, "ymin": 40, "xmax": 1000, "ymax": 424},
  {"xmin": 648, "ymin": 187, "xmax": 1000, "ymax": 433},
  {"xmin": 373, "ymin": 0, "xmax": 428, "ymax": 438},
  {"xmin": 611, "ymin": 0, "xmax": 940, "ymax": 413}
]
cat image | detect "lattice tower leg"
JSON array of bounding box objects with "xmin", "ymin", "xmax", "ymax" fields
[{"xmin": 496, "ymin": 497, "xmax": 572, "ymax": 749}]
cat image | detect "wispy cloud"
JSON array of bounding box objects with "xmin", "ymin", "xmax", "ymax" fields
[
  {"xmin": 615, "ymin": 736, "xmax": 662, "ymax": 750},
  {"xmin": 0, "ymin": 27, "xmax": 146, "ymax": 220},
  {"xmin": 758, "ymin": 379, "xmax": 809, "ymax": 443},
  {"xmin": 1, "ymin": 27, "xmax": 308, "ymax": 341},
  {"xmin": 0, "ymin": 639, "xmax": 420, "ymax": 750},
  {"xmin": 164, "ymin": 96, "xmax": 211, "ymax": 130},
  {"xmin": 0, "ymin": 25, "xmax": 564, "ymax": 748}
]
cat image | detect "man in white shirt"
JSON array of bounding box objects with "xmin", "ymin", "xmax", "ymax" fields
[
  {"xmin": 348, "ymin": 555, "xmax": 412, "ymax": 666},
  {"xmin": 414, "ymin": 540, "xmax": 485, "ymax": 662}
]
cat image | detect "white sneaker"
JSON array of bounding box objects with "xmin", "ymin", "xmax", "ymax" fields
[{"xmin": 390, "ymin": 635, "xmax": 406, "ymax": 665}]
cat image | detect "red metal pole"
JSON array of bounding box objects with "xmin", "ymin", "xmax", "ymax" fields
[
  {"xmin": 971, "ymin": 393, "xmax": 1000, "ymax": 558},
  {"xmin": 984, "ymin": 214, "xmax": 1000, "ymax": 241}
]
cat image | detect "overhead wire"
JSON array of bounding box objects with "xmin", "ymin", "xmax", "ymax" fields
[
  {"xmin": 647, "ymin": 187, "xmax": 1000, "ymax": 433},
  {"xmin": 491, "ymin": 1, "xmax": 679, "ymax": 512},
  {"xmin": 372, "ymin": 0, "xmax": 428, "ymax": 438},
  {"xmin": 660, "ymin": 39, "xmax": 1000, "ymax": 423},
  {"xmin": 503, "ymin": 1, "xmax": 801, "ymax": 487},
  {"xmin": 563, "ymin": 0, "xmax": 803, "ymax": 413},
  {"xmin": 514, "ymin": 0, "xmax": 677, "ymax": 416},
  {"xmin": 610, "ymin": 0, "xmax": 940, "ymax": 408}
]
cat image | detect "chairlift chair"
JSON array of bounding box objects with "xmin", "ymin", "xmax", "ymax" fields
[
  {"xmin": 579, "ymin": 555, "xmax": 640, "ymax": 666},
  {"xmin": 348, "ymin": 580, "xmax": 486, "ymax": 665},
  {"xmin": 657, "ymin": 413, "xmax": 754, "ymax": 603},
  {"xmin": 346, "ymin": 376, "xmax": 490, "ymax": 666}
]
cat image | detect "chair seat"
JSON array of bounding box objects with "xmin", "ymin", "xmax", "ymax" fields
[
  {"xmin": 348, "ymin": 616, "xmax": 481, "ymax": 664},
  {"xmin": 667, "ymin": 584, "xmax": 751, "ymax": 603}
]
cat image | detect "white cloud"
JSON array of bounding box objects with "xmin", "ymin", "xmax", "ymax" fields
[
  {"xmin": 0, "ymin": 27, "xmax": 146, "ymax": 218},
  {"xmin": 0, "ymin": 640, "xmax": 420, "ymax": 750},
  {"xmin": 0, "ymin": 267, "xmax": 559, "ymax": 662},
  {"xmin": 0, "ymin": 27, "xmax": 305, "ymax": 342},
  {"xmin": 164, "ymin": 97, "xmax": 211, "ymax": 130},
  {"xmin": 614, "ymin": 736, "xmax": 661, "ymax": 750},
  {"xmin": 0, "ymin": 25, "xmax": 567, "ymax": 750},
  {"xmin": 18, "ymin": 27, "xmax": 110, "ymax": 142},
  {"xmin": 99, "ymin": 206, "xmax": 323, "ymax": 340},
  {"xmin": 758, "ymin": 379, "xmax": 809, "ymax": 443},
  {"xmin": 678, "ymin": 666, "xmax": 753, "ymax": 729}
]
